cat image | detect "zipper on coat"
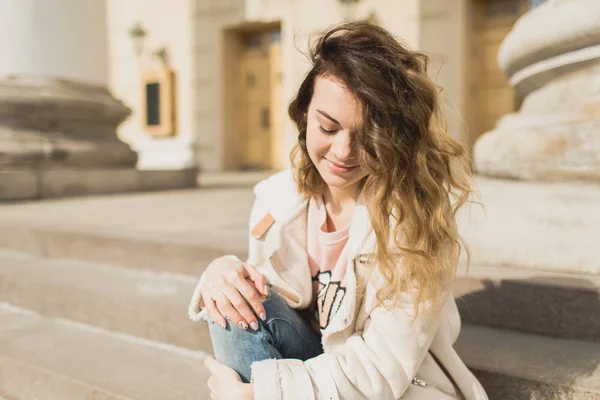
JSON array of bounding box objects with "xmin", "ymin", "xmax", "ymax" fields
[{"xmin": 412, "ymin": 377, "xmax": 428, "ymax": 387}]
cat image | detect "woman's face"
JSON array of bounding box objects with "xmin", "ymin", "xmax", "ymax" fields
[{"xmin": 306, "ymin": 75, "xmax": 368, "ymax": 194}]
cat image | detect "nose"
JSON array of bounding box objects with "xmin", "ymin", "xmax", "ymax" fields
[{"xmin": 330, "ymin": 129, "xmax": 356, "ymax": 163}]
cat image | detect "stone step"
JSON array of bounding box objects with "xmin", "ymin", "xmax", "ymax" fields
[
  {"xmin": 454, "ymin": 263, "xmax": 600, "ymax": 343},
  {"xmin": 2, "ymin": 239, "xmax": 598, "ymax": 349},
  {"xmin": 455, "ymin": 324, "xmax": 600, "ymax": 400},
  {"xmin": 0, "ymin": 304, "xmax": 210, "ymax": 400},
  {"xmin": 0, "ymin": 249, "xmax": 211, "ymax": 353},
  {"xmin": 0, "ymin": 188, "xmax": 253, "ymax": 275},
  {"xmin": 1, "ymin": 303, "xmax": 598, "ymax": 400}
]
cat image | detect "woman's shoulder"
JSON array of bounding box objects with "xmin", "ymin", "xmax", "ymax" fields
[
  {"xmin": 253, "ymin": 169, "xmax": 297, "ymax": 199},
  {"xmin": 251, "ymin": 169, "xmax": 304, "ymax": 221}
]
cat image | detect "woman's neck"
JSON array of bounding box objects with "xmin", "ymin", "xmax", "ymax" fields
[
  {"xmin": 321, "ymin": 183, "xmax": 361, "ymax": 232},
  {"xmin": 323, "ymin": 186, "xmax": 358, "ymax": 209}
]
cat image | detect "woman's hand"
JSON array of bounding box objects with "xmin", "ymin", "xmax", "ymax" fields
[
  {"xmin": 200, "ymin": 256, "xmax": 268, "ymax": 330},
  {"xmin": 205, "ymin": 356, "xmax": 254, "ymax": 400}
]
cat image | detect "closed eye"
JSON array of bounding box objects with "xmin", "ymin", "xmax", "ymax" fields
[{"xmin": 319, "ymin": 126, "xmax": 338, "ymax": 135}]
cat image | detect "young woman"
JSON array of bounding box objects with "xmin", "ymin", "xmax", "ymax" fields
[{"xmin": 189, "ymin": 22, "xmax": 488, "ymax": 400}]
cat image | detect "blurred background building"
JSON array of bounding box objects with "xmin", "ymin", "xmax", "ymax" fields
[
  {"xmin": 108, "ymin": 0, "xmax": 529, "ymax": 174},
  {"xmin": 0, "ymin": 0, "xmax": 599, "ymax": 399},
  {"xmin": 3, "ymin": 0, "xmax": 596, "ymax": 189}
]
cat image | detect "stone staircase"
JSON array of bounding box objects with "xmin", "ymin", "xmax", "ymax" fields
[
  {"xmin": 0, "ymin": 188, "xmax": 598, "ymax": 399},
  {"xmin": 453, "ymin": 264, "xmax": 600, "ymax": 399},
  {"xmin": 0, "ymin": 188, "xmax": 253, "ymax": 400}
]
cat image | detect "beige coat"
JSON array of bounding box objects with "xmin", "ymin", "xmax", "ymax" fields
[{"xmin": 189, "ymin": 170, "xmax": 488, "ymax": 400}]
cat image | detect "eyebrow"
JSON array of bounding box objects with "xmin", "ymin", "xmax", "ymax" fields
[{"xmin": 316, "ymin": 109, "xmax": 341, "ymax": 126}]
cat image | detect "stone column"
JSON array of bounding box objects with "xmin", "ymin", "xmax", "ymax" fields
[
  {"xmin": 473, "ymin": 0, "xmax": 600, "ymax": 181},
  {"xmin": 0, "ymin": 0, "xmax": 137, "ymax": 168},
  {"xmin": 0, "ymin": 0, "xmax": 192, "ymax": 200},
  {"xmin": 456, "ymin": 0, "xmax": 600, "ymax": 276}
]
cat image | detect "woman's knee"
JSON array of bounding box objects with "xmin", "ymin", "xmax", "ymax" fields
[{"xmin": 261, "ymin": 287, "xmax": 288, "ymax": 315}]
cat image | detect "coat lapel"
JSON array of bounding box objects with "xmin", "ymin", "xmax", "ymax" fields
[
  {"xmin": 271, "ymin": 199, "xmax": 313, "ymax": 308},
  {"xmin": 323, "ymin": 192, "xmax": 376, "ymax": 335},
  {"xmin": 258, "ymin": 171, "xmax": 376, "ymax": 333}
]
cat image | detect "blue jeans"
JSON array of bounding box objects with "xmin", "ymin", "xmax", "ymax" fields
[{"xmin": 208, "ymin": 287, "xmax": 323, "ymax": 383}]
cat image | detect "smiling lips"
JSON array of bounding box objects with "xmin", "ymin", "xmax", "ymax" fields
[{"xmin": 325, "ymin": 158, "xmax": 359, "ymax": 173}]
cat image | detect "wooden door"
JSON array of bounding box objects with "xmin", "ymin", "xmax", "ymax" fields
[
  {"xmin": 469, "ymin": 0, "xmax": 527, "ymax": 143},
  {"xmin": 268, "ymin": 31, "xmax": 284, "ymax": 170},
  {"xmin": 236, "ymin": 29, "xmax": 282, "ymax": 170}
]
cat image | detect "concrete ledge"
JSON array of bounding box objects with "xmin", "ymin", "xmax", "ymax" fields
[
  {"xmin": 0, "ymin": 305, "xmax": 210, "ymax": 400},
  {"xmin": 0, "ymin": 168, "xmax": 198, "ymax": 201},
  {"xmin": 40, "ymin": 168, "xmax": 139, "ymax": 198},
  {"xmin": 457, "ymin": 325, "xmax": 600, "ymax": 400},
  {"xmin": 455, "ymin": 264, "xmax": 600, "ymax": 343},
  {"xmin": 139, "ymin": 169, "xmax": 198, "ymax": 192}
]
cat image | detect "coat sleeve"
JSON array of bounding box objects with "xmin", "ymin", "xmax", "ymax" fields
[{"xmin": 250, "ymin": 281, "xmax": 444, "ymax": 400}]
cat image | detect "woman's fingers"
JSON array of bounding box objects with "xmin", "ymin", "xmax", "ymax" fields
[
  {"xmin": 210, "ymin": 290, "xmax": 243, "ymax": 328},
  {"xmin": 204, "ymin": 278, "xmax": 265, "ymax": 329},
  {"xmin": 243, "ymin": 263, "xmax": 268, "ymax": 296},
  {"xmin": 205, "ymin": 356, "xmax": 244, "ymax": 399},
  {"xmin": 205, "ymin": 356, "xmax": 242, "ymax": 380},
  {"xmin": 198, "ymin": 257, "xmax": 269, "ymax": 330},
  {"xmin": 211, "ymin": 288, "xmax": 254, "ymax": 330},
  {"xmin": 204, "ymin": 298, "xmax": 227, "ymax": 329},
  {"xmin": 235, "ymin": 276, "xmax": 267, "ymax": 322},
  {"xmin": 220, "ymin": 285, "xmax": 259, "ymax": 330},
  {"xmin": 207, "ymin": 374, "xmax": 217, "ymax": 400}
]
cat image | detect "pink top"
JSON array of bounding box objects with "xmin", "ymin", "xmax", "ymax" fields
[{"xmin": 306, "ymin": 195, "xmax": 350, "ymax": 330}]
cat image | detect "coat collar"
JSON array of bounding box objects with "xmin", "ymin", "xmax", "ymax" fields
[
  {"xmin": 253, "ymin": 170, "xmax": 303, "ymax": 223},
  {"xmin": 255, "ymin": 169, "xmax": 375, "ymax": 258},
  {"xmin": 257, "ymin": 170, "xmax": 376, "ymax": 333}
]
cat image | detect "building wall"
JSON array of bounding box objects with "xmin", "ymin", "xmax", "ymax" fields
[
  {"xmin": 193, "ymin": 0, "xmax": 420, "ymax": 171},
  {"xmin": 418, "ymin": 0, "xmax": 469, "ymax": 144},
  {"xmin": 107, "ymin": 0, "xmax": 195, "ymax": 169},
  {"xmin": 106, "ymin": 0, "xmax": 467, "ymax": 172},
  {"xmin": 192, "ymin": 0, "xmax": 246, "ymax": 171}
]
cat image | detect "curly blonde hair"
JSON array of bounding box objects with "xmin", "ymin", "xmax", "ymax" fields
[{"xmin": 288, "ymin": 22, "xmax": 473, "ymax": 316}]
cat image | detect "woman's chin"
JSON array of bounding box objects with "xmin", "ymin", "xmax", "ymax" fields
[{"xmin": 319, "ymin": 170, "xmax": 360, "ymax": 190}]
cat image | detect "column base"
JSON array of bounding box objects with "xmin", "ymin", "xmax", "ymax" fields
[
  {"xmin": 0, "ymin": 167, "xmax": 198, "ymax": 201},
  {"xmin": 0, "ymin": 75, "xmax": 138, "ymax": 169},
  {"xmin": 475, "ymin": 0, "xmax": 600, "ymax": 182},
  {"xmin": 474, "ymin": 114, "xmax": 600, "ymax": 181},
  {"xmin": 458, "ymin": 177, "xmax": 600, "ymax": 275}
]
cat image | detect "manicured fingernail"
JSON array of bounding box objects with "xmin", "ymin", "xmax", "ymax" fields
[
  {"xmin": 263, "ymin": 285, "xmax": 268, "ymax": 295},
  {"xmin": 238, "ymin": 321, "xmax": 248, "ymax": 330},
  {"xmin": 250, "ymin": 321, "xmax": 259, "ymax": 330},
  {"xmin": 217, "ymin": 321, "xmax": 226, "ymax": 329},
  {"xmin": 259, "ymin": 312, "xmax": 266, "ymax": 321}
]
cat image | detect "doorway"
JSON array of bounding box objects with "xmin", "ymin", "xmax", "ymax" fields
[{"xmin": 224, "ymin": 24, "xmax": 283, "ymax": 171}]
